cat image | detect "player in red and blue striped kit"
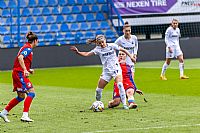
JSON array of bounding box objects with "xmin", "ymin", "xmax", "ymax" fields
[
  {"xmin": 108, "ymin": 51, "xmax": 142, "ymax": 109},
  {"xmin": 0, "ymin": 32, "xmax": 38, "ymax": 122}
]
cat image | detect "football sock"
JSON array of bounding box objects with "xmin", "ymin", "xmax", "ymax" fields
[
  {"xmin": 96, "ymin": 88, "xmax": 103, "ymax": 101},
  {"xmin": 161, "ymin": 62, "xmax": 169, "ymax": 75},
  {"xmin": 5, "ymin": 96, "xmax": 24, "ymax": 112},
  {"xmin": 179, "ymin": 63, "xmax": 184, "ymax": 77},
  {"xmin": 117, "ymin": 82, "xmax": 127, "ymax": 106},
  {"xmin": 23, "ymin": 92, "xmax": 35, "ymax": 112},
  {"xmin": 128, "ymin": 96, "xmax": 135, "ymax": 105}
]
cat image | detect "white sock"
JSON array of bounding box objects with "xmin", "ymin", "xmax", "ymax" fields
[
  {"xmin": 117, "ymin": 82, "xmax": 127, "ymax": 106},
  {"xmin": 22, "ymin": 112, "xmax": 28, "ymax": 117},
  {"xmin": 1, "ymin": 109, "xmax": 8, "ymax": 115},
  {"xmin": 179, "ymin": 63, "xmax": 184, "ymax": 77},
  {"xmin": 96, "ymin": 88, "xmax": 103, "ymax": 101},
  {"xmin": 161, "ymin": 62, "xmax": 168, "ymax": 76}
]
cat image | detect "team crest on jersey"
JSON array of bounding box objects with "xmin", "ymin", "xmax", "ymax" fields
[{"xmin": 27, "ymin": 82, "xmax": 32, "ymax": 87}]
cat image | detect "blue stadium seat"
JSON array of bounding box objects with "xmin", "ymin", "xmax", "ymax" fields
[
  {"xmin": 66, "ymin": 15, "xmax": 75, "ymax": 23},
  {"xmin": 38, "ymin": 42, "xmax": 45, "ymax": 46},
  {"xmin": 100, "ymin": 21, "xmax": 110, "ymax": 29},
  {"xmin": 22, "ymin": 8, "xmax": 31, "ymax": 16},
  {"xmin": 42, "ymin": 7, "xmax": 51, "ymax": 15},
  {"xmin": 3, "ymin": 36, "xmax": 11, "ymax": 44},
  {"xmin": 20, "ymin": 26, "xmax": 28, "ymax": 34},
  {"xmin": 65, "ymin": 33, "xmax": 75, "ymax": 41},
  {"xmin": 20, "ymin": 0, "xmax": 27, "ymax": 7},
  {"xmin": 28, "ymin": 0, "xmax": 37, "ymax": 7},
  {"xmin": 30, "ymin": 25, "xmax": 39, "ymax": 33},
  {"xmin": 32, "ymin": 8, "xmax": 41, "ymax": 16},
  {"xmin": 96, "ymin": 13, "xmax": 105, "ymax": 21},
  {"xmin": 50, "ymin": 24, "xmax": 59, "ymax": 32},
  {"xmin": 6, "ymin": 18, "xmax": 15, "ymax": 25},
  {"xmin": 2, "ymin": 9, "xmax": 11, "ymax": 17},
  {"xmin": 106, "ymin": 30, "xmax": 116, "ymax": 38},
  {"xmin": 61, "ymin": 6, "xmax": 71, "ymax": 14},
  {"xmin": 90, "ymin": 22, "xmax": 99, "ymax": 30},
  {"xmin": 8, "ymin": 0, "xmax": 17, "ymax": 8},
  {"xmin": 12, "ymin": 8, "xmax": 18, "ymax": 17},
  {"xmin": 60, "ymin": 24, "xmax": 69, "ymax": 32},
  {"xmin": 0, "ymin": 19, "xmax": 5, "ymax": 26},
  {"xmin": 44, "ymin": 33, "xmax": 54, "ymax": 41},
  {"xmin": 16, "ymin": 18, "xmax": 25, "ymax": 25},
  {"xmin": 0, "ymin": 26, "xmax": 8, "ymax": 34},
  {"xmin": 0, "ymin": 1, "xmax": 7, "ymax": 9},
  {"xmin": 48, "ymin": 0, "xmax": 58, "ymax": 6},
  {"xmin": 71, "ymin": 6, "xmax": 81, "ymax": 14},
  {"xmin": 38, "ymin": 0, "xmax": 47, "ymax": 7},
  {"xmin": 37, "ymin": 35, "xmax": 44, "ymax": 42},
  {"xmin": 56, "ymin": 15, "xmax": 64, "ymax": 23},
  {"xmin": 46, "ymin": 16, "xmax": 55, "ymax": 24},
  {"xmin": 97, "ymin": 0, "xmax": 106, "ymax": 4},
  {"xmin": 25, "ymin": 17, "xmax": 35, "ymax": 25},
  {"xmin": 56, "ymin": 33, "xmax": 65, "ymax": 41},
  {"xmin": 40, "ymin": 25, "xmax": 49, "ymax": 32},
  {"xmin": 75, "ymin": 32, "xmax": 84, "ymax": 40},
  {"xmin": 70, "ymin": 23, "xmax": 79, "ymax": 31},
  {"xmin": 77, "ymin": 0, "xmax": 85, "ymax": 5},
  {"xmin": 85, "ymin": 32, "xmax": 95, "ymax": 39},
  {"xmin": 52, "ymin": 7, "xmax": 60, "ymax": 15},
  {"xmin": 59, "ymin": 0, "xmax": 67, "ymax": 6},
  {"xmin": 86, "ymin": 13, "xmax": 95, "ymax": 22},
  {"xmin": 91, "ymin": 5, "xmax": 99, "ymax": 12},
  {"xmin": 101, "ymin": 5, "xmax": 108, "ymax": 12},
  {"xmin": 76, "ymin": 14, "xmax": 85, "ymax": 22},
  {"xmin": 36, "ymin": 16, "xmax": 45, "ymax": 24},
  {"xmin": 68, "ymin": 0, "xmax": 76, "ymax": 5},
  {"xmin": 96, "ymin": 30, "xmax": 104, "ymax": 35},
  {"xmin": 80, "ymin": 22, "xmax": 89, "ymax": 31},
  {"xmin": 86, "ymin": 0, "xmax": 95, "ymax": 4},
  {"xmin": 82, "ymin": 5, "xmax": 90, "ymax": 13}
]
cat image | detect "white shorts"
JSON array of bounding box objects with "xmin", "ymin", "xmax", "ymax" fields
[
  {"xmin": 166, "ymin": 45, "xmax": 183, "ymax": 58},
  {"xmin": 100, "ymin": 69, "xmax": 122, "ymax": 82}
]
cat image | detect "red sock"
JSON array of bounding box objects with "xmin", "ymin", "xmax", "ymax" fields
[
  {"xmin": 23, "ymin": 96, "xmax": 33, "ymax": 112},
  {"xmin": 5, "ymin": 98, "xmax": 20, "ymax": 112}
]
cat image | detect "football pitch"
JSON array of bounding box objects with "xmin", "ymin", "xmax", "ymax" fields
[{"xmin": 0, "ymin": 58, "xmax": 200, "ymax": 133}]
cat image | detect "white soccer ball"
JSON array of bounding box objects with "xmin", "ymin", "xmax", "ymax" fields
[{"xmin": 92, "ymin": 101, "xmax": 104, "ymax": 112}]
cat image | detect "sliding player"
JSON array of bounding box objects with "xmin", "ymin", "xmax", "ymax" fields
[
  {"xmin": 0, "ymin": 31, "xmax": 38, "ymax": 122},
  {"xmin": 160, "ymin": 19, "xmax": 189, "ymax": 80}
]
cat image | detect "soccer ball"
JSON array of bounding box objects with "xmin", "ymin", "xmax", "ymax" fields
[{"xmin": 91, "ymin": 101, "xmax": 104, "ymax": 112}]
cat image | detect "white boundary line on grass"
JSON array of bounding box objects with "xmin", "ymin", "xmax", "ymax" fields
[{"xmin": 82, "ymin": 123, "xmax": 200, "ymax": 133}]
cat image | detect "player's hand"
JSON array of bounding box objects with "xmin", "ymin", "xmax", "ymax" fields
[
  {"xmin": 168, "ymin": 47, "xmax": 173, "ymax": 53},
  {"xmin": 70, "ymin": 46, "xmax": 79, "ymax": 54},
  {"xmin": 24, "ymin": 69, "xmax": 30, "ymax": 77},
  {"xmin": 131, "ymin": 56, "xmax": 136, "ymax": 64},
  {"xmin": 29, "ymin": 69, "xmax": 34, "ymax": 74}
]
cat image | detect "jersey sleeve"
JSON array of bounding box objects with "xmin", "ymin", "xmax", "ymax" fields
[
  {"xmin": 20, "ymin": 48, "xmax": 32, "ymax": 58},
  {"xmin": 90, "ymin": 47, "xmax": 99, "ymax": 55},
  {"xmin": 165, "ymin": 27, "xmax": 171, "ymax": 47},
  {"xmin": 109, "ymin": 43, "xmax": 120, "ymax": 51},
  {"xmin": 133, "ymin": 36, "xmax": 138, "ymax": 55},
  {"xmin": 114, "ymin": 37, "xmax": 121, "ymax": 46}
]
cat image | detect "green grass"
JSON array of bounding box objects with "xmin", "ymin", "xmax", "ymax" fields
[{"xmin": 0, "ymin": 59, "xmax": 200, "ymax": 133}]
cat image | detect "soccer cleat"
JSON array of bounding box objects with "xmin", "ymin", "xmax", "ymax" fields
[
  {"xmin": 0, "ymin": 112, "xmax": 10, "ymax": 123},
  {"xmin": 160, "ymin": 75, "xmax": 167, "ymax": 80},
  {"xmin": 129, "ymin": 103, "xmax": 137, "ymax": 109},
  {"xmin": 21, "ymin": 116, "xmax": 34, "ymax": 122},
  {"xmin": 123, "ymin": 105, "xmax": 129, "ymax": 110},
  {"xmin": 180, "ymin": 75, "xmax": 189, "ymax": 79}
]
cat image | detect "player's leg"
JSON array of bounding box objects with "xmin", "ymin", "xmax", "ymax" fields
[
  {"xmin": 96, "ymin": 78, "xmax": 108, "ymax": 101},
  {"xmin": 126, "ymin": 89, "xmax": 137, "ymax": 109},
  {"xmin": 160, "ymin": 58, "xmax": 171, "ymax": 80},
  {"xmin": 21, "ymin": 88, "xmax": 35, "ymax": 122},
  {"xmin": 177, "ymin": 54, "xmax": 189, "ymax": 79},
  {"xmin": 0, "ymin": 92, "xmax": 25, "ymax": 123},
  {"xmin": 108, "ymin": 98, "xmax": 121, "ymax": 108},
  {"xmin": 115, "ymin": 75, "xmax": 128, "ymax": 109}
]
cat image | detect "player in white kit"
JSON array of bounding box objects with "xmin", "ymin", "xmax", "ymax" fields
[
  {"xmin": 160, "ymin": 19, "xmax": 189, "ymax": 80},
  {"xmin": 70, "ymin": 35, "xmax": 136, "ymax": 109}
]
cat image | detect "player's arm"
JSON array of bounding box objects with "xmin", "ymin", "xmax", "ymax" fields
[
  {"xmin": 165, "ymin": 29, "xmax": 173, "ymax": 53},
  {"xmin": 18, "ymin": 55, "xmax": 29, "ymax": 77},
  {"xmin": 133, "ymin": 37, "xmax": 138, "ymax": 61},
  {"xmin": 70, "ymin": 46, "xmax": 94, "ymax": 57},
  {"xmin": 119, "ymin": 47, "xmax": 136, "ymax": 63}
]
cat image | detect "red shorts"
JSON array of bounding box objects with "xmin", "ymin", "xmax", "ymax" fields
[
  {"xmin": 12, "ymin": 71, "xmax": 33, "ymax": 92},
  {"xmin": 113, "ymin": 79, "xmax": 135, "ymax": 99}
]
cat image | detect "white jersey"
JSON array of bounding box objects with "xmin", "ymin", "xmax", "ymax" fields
[
  {"xmin": 91, "ymin": 43, "xmax": 121, "ymax": 73},
  {"xmin": 115, "ymin": 35, "xmax": 138, "ymax": 66},
  {"xmin": 165, "ymin": 26, "xmax": 180, "ymax": 47}
]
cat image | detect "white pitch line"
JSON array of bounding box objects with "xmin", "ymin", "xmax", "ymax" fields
[{"xmin": 82, "ymin": 123, "xmax": 200, "ymax": 133}]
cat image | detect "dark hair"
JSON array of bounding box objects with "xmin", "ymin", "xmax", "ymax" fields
[
  {"xmin": 123, "ymin": 21, "xmax": 131, "ymax": 29},
  {"xmin": 87, "ymin": 35, "xmax": 106, "ymax": 44},
  {"xmin": 26, "ymin": 31, "xmax": 38, "ymax": 43}
]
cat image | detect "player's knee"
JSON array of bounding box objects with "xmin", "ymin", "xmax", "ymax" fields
[
  {"xmin": 16, "ymin": 96, "xmax": 25, "ymax": 102},
  {"xmin": 27, "ymin": 92, "xmax": 36, "ymax": 99}
]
